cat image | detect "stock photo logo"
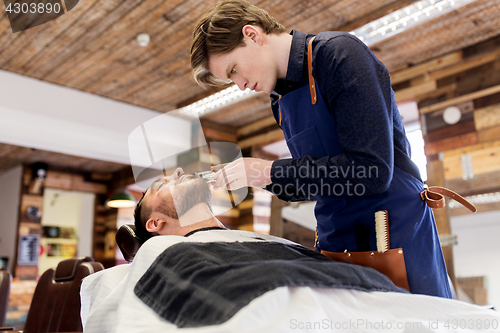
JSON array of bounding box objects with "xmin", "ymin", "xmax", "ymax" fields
[
  {"xmin": 128, "ymin": 112, "xmax": 248, "ymax": 223},
  {"xmin": 3, "ymin": 0, "xmax": 79, "ymax": 33}
]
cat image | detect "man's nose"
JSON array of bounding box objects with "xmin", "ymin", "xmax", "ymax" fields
[{"xmin": 171, "ymin": 167, "xmax": 184, "ymax": 181}]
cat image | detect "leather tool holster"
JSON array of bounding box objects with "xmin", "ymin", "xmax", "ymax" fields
[{"xmin": 320, "ymin": 187, "xmax": 476, "ymax": 291}]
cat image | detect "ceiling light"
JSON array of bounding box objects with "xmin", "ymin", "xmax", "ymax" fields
[
  {"xmin": 178, "ymin": 85, "xmax": 256, "ymax": 117},
  {"xmin": 443, "ymin": 106, "xmax": 462, "ymax": 124},
  {"xmin": 136, "ymin": 33, "xmax": 150, "ymax": 47},
  {"xmin": 353, "ymin": 0, "xmax": 476, "ymax": 47}
]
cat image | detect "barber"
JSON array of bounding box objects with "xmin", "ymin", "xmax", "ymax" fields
[{"xmin": 190, "ymin": 0, "xmax": 452, "ymax": 298}]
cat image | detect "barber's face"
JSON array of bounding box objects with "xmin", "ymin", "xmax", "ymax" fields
[{"xmin": 208, "ymin": 25, "xmax": 278, "ymax": 94}]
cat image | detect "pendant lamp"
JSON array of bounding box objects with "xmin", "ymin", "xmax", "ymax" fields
[{"xmin": 106, "ymin": 188, "xmax": 136, "ymax": 208}]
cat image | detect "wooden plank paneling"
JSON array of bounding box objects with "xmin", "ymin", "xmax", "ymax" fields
[{"xmin": 474, "ymin": 103, "xmax": 500, "ymax": 131}]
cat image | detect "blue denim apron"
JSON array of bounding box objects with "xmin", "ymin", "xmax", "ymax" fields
[{"xmin": 277, "ymin": 38, "xmax": 452, "ymax": 298}]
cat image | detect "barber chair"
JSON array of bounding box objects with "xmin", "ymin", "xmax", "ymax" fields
[
  {"xmin": 0, "ymin": 270, "xmax": 11, "ymax": 327},
  {"xmin": 17, "ymin": 257, "xmax": 103, "ymax": 333},
  {"xmin": 116, "ymin": 224, "xmax": 143, "ymax": 262}
]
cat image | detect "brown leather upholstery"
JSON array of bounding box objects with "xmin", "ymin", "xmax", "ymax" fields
[
  {"xmin": 0, "ymin": 270, "xmax": 11, "ymax": 327},
  {"xmin": 23, "ymin": 257, "xmax": 103, "ymax": 333},
  {"xmin": 116, "ymin": 224, "xmax": 142, "ymax": 262}
]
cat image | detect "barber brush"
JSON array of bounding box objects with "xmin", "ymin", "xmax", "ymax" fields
[
  {"xmin": 194, "ymin": 170, "xmax": 215, "ymax": 183},
  {"xmin": 375, "ymin": 210, "xmax": 390, "ymax": 253}
]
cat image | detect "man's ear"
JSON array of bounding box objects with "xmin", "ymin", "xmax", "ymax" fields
[
  {"xmin": 242, "ymin": 25, "xmax": 263, "ymax": 45},
  {"xmin": 145, "ymin": 218, "xmax": 165, "ymax": 233}
]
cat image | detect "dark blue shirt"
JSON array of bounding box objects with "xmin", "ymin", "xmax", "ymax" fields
[{"xmin": 265, "ymin": 30, "xmax": 414, "ymax": 201}]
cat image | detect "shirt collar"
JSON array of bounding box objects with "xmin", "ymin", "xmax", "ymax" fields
[
  {"xmin": 274, "ymin": 30, "xmax": 309, "ymax": 95},
  {"xmin": 183, "ymin": 226, "xmax": 227, "ymax": 237}
]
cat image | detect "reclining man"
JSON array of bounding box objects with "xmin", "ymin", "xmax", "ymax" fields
[
  {"xmin": 81, "ymin": 168, "xmax": 500, "ymax": 332},
  {"xmin": 133, "ymin": 167, "xmax": 227, "ymax": 242}
]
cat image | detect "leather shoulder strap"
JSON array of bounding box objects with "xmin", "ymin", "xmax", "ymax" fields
[{"xmin": 307, "ymin": 36, "xmax": 317, "ymax": 105}]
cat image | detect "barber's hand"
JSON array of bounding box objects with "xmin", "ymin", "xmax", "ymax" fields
[{"xmin": 211, "ymin": 158, "xmax": 273, "ymax": 190}]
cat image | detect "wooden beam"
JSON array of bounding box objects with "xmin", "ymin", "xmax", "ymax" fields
[
  {"xmin": 251, "ymin": 147, "xmax": 279, "ymax": 160},
  {"xmin": 478, "ymin": 125, "xmax": 500, "ymax": 142},
  {"xmin": 424, "ymin": 120, "xmax": 475, "ymax": 143},
  {"xmin": 446, "ymin": 170, "xmax": 500, "ymax": 197},
  {"xmin": 202, "ymin": 127, "xmax": 237, "ymax": 143},
  {"xmin": 428, "ymin": 49, "xmax": 500, "ymax": 82},
  {"xmin": 269, "ymin": 196, "xmax": 288, "ymax": 238},
  {"xmin": 414, "ymin": 83, "xmax": 457, "ymax": 104},
  {"xmin": 391, "ymin": 52, "xmax": 462, "ymax": 84},
  {"xmin": 238, "ymin": 129, "xmax": 284, "ymax": 149},
  {"xmin": 394, "ymin": 80, "xmax": 437, "ymax": 103},
  {"xmin": 44, "ymin": 171, "xmax": 107, "ymax": 194},
  {"xmin": 474, "ymin": 103, "xmax": 500, "ymax": 131},
  {"xmin": 424, "ymin": 132, "xmax": 478, "ymax": 157},
  {"xmin": 443, "ymin": 145, "xmax": 500, "ymax": 180},
  {"xmin": 200, "ymin": 119, "xmax": 237, "ymax": 143},
  {"xmin": 442, "ymin": 138, "xmax": 500, "ymax": 159},
  {"xmin": 237, "ymin": 116, "xmax": 277, "ymax": 137},
  {"xmin": 450, "ymin": 201, "xmax": 500, "ymax": 217},
  {"xmin": 419, "ymin": 84, "xmax": 500, "ymax": 114}
]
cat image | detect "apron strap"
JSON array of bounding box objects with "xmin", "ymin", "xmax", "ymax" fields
[
  {"xmin": 307, "ymin": 36, "xmax": 317, "ymax": 105},
  {"xmin": 421, "ymin": 186, "xmax": 477, "ymax": 213}
]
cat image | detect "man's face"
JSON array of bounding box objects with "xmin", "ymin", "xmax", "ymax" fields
[
  {"xmin": 208, "ymin": 27, "xmax": 278, "ymax": 94},
  {"xmin": 144, "ymin": 169, "xmax": 211, "ymax": 223}
]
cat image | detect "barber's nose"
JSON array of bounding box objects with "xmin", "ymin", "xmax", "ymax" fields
[{"xmin": 235, "ymin": 78, "xmax": 248, "ymax": 91}]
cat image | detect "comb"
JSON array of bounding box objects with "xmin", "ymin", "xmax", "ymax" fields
[{"xmin": 375, "ymin": 210, "xmax": 390, "ymax": 253}]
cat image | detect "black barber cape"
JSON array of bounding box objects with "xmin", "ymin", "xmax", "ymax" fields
[{"xmin": 134, "ymin": 241, "xmax": 407, "ymax": 328}]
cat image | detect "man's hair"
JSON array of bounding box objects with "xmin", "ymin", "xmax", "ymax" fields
[
  {"xmin": 133, "ymin": 192, "xmax": 153, "ymax": 244},
  {"xmin": 190, "ymin": 0, "xmax": 286, "ymax": 87}
]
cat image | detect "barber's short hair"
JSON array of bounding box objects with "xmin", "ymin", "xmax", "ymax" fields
[
  {"xmin": 190, "ymin": 0, "xmax": 286, "ymax": 87},
  {"xmin": 133, "ymin": 192, "xmax": 153, "ymax": 244}
]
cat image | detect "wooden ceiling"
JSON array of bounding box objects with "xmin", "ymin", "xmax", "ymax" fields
[
  {"xmin": 0, "ymin": 142, "xmax": 128, "ymax": 176},
  {"xmin": 1, "ymin": 0, "xmax": 500, "ymax": 202},
  {"xmin": 0, "ymin": 0, "xmax": 497, "ymax": 119}
]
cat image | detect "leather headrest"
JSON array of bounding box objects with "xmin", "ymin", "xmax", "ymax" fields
[
  {"xmin": 116, "ymin": 224, "xmax": 142, "ymax": 262},
  {"xmin": 54, "ymin": 257, "xmax": 94, "ymax": 282}
]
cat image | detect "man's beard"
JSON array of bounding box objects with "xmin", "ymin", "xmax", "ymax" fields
[{"xmin": 154, "ymin": 178, "xmax": 211, "ymax": 219}]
